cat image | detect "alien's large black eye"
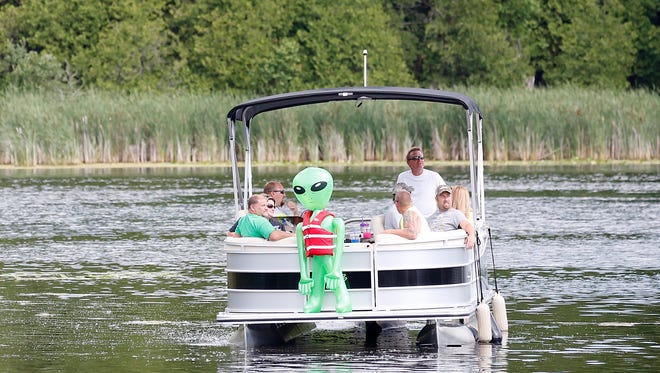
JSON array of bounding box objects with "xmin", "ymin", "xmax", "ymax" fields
[
  {"xmin": 293, "ymin": 186, "xmax": 305, "ymax": 195},
  {"xmin": 310, "ymin": 181, "xmax": 327, "ymax": 192}
]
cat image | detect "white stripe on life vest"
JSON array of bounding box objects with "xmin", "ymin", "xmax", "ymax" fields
[
  {"xmin": 302, "ymin": 223, "xmax": 326, "ymax": 230},
  {"xmin": 303, "ymin": 233, "xmax": 336, "ymax": 240},
  {"xmin": 306, "ymin": 244, "xmax": 336, "ymax": 250}
]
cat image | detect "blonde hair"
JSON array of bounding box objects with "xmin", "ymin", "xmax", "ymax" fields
[{"xmin": 451, "ymin": 185, "xmax": 473, "ymax": 222}]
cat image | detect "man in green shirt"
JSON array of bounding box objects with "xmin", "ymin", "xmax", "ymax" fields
[{"xmin": 235, "ymin": 194, "xmax": 295, "ymax": 241}]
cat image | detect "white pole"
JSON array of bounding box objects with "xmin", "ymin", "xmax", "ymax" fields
[{"xmin": 363, "ymin": 49, "xmax": 368, "ymax": 87}]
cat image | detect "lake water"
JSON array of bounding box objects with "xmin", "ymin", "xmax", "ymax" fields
[{"xmin": 1, "ymin": 163, "xmax": 658, "ymax": 372}]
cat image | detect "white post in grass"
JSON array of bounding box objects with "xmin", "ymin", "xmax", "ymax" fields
[{"xmin": 363, "ymin": 49, "xmax": 368, "ymax": 87}]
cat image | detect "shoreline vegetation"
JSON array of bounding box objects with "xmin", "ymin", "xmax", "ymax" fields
[{"xmin": 1, "ymin": 87, "xmax": 657, "ymax": 166}]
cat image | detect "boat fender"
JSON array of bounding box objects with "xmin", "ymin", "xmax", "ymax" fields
[
  {"xmin": 492, "ymin": 292, "xmax": 509, "ymax": 332},
  {"xmin": 476, "ymin": 302, "xmax": 492, "ymax": 343}
]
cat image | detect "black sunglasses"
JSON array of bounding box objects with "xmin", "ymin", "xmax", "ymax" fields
[
  {"xmin": 407, "ymin": 156, "xmax": 424, "ymax": 161},
  {"xmin": 266, "ymin": 204, "xmax": 275, "ymax": 208}
]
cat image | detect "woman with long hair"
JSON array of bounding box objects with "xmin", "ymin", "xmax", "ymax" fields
[{"xmin": 451, "ymin": 185, "xmax": 473, "ymax": 224}]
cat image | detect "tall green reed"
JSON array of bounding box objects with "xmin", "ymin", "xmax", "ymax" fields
[
  {"xmin": 472, "ymin": 86, "xmax": 658, "ymax": 161},
  {"xmin": 1, "ymin": 87, "xmax": 657, "ymax": 166},
  {"xmin": 0, "ymin": 90, "xmax": 237, "ymax": 165}
]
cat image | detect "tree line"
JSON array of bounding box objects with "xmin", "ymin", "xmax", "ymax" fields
[{"xmin": 0, "ymin": 0, "xmax": 657, "ymax": 94}]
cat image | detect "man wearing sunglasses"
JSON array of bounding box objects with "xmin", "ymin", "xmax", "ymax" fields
[
  {"xmin": 395, "ymin": 147, "xmax": 445, "ymax": 218},
  {"xmin": 264, "ymin": 181, "xmax": 300, "ymax": 217}
]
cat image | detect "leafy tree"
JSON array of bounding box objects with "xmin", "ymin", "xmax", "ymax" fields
[
  {"xmin": 189, "ymin": 0, "xmax": 297, "ymax": 93},
  {"xmin": 0, "ymin": 40, "xmax": 64, "ymax": 91},
  {"xmin": 295, "ymin": 0, "xmax": 414, "ymax": 88},
  {"xmin": 256, "ymin": 38, "xmax": 306, "ymax": 94},
  {"xmin": 190, "ymin": 0, "xmax": 412, "ymax": 94},
  {"xmin": 159, "ymin": 0, "xmax": 212, "ymax": 92},
  {"xmin": 411, "ymin": 0, "xmax": 529, "ymax": 87},
  {"xmin": 557, "ymin": 1, "xmax": 634, "ymax": 88},
  {"xmin": 384, "ymin": 0, "xmax": 433, "ymax": 84},
  {"xmin": 0, "ymin": 0, "xmax": 655, "ymax": 91},
  {"xmin": 532, "ymin": 0, "xmax": 635, "ymax": 88},
  {"xmin": 6, "ymin": 0, "xmax": 112, "ymax": 87},
  {"xmin": 496, "ymin": 0, "xmax": 543, "ymax": 86},
  {"xmin": 622, "ymin": 0, "xmax": 659, "ymax": 89},
  {"xmin": 82, "ymin": 0, "xmax": 181, "ymax": 91}
]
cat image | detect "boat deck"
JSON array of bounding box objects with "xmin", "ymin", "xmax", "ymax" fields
[{"xmin": 217, "ymin": 305, "xmax": 478, "ymax": 325}]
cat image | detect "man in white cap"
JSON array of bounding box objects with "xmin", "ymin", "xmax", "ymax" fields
[{"xmin": 431, "ymin": 184, "xmax": 476, "ymax": 249}]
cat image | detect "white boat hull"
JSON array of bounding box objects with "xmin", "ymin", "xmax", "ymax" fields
[{"xmin": 217, "ymin": 229, "xmax": 498, "ymax": 347}]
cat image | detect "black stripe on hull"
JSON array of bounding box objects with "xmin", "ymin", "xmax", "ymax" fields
[
  {"xmin": 228, "ymin": 271, "xmax": 372, "ymax": 290},
  {"xmin": 377, "ymin": 266, "xmax": 468, "ymax": 287},
  {"xmin": 228, "ymin": 266, "xmax": 468, "ymax": 290}
]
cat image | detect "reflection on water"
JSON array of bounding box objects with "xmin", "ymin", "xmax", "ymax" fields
[
  {"xmin": 0, "ymin": 163, "xmax": 658, "ymax": 372},
  {"xmin": 230, "ymin": 325, "xmax": 510, "ymax": 372}
]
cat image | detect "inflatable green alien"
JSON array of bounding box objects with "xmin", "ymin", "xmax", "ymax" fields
[{"xmin": 293, "ymin": 167, "xmax": 352, "ymax": 313}]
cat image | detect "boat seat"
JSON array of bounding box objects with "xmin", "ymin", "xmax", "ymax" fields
[
  {"xmin": 375, "ymin": 229, "xmax": 467, "ymax": 244},
  {"xmin": 225, "ymin": 236, "xmax": 267, "ymax": 243},
  {"xmin": 224, "ymin": 235, "xmax": 297, "ymax": 247},
  {"xmin": 236, "ymin": 209, "xmax": 247, "ymax": 219},
  {"xmin": 371, "ymin": 214, "xmax": 385, "ymax": 234}
]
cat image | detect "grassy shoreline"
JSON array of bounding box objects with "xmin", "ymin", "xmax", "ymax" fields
[{"xmin": 1, "ymin": 87, "xmax": 657, "ymax": 166}]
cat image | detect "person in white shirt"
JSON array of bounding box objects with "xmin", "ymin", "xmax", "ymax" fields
[
  {"xmin": 395, "ymin": 147, "xmax": 445, "ymax": 218},
  {"xmin": 383, "ymin": 182, "xmax": 415, "ymax": 229},
  {"xmin": 381, "ymin": 190, "xmax": 430, "ymax": 240}
]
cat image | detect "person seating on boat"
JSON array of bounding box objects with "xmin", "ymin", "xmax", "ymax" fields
[
  {"xmin": 264, "ymin": 180, "xmax": 302, "ymax": 232},
  {"xmin": 451, "ymin": 185, "xmax": 474, "ymax": 224},
  {"xmin": 430, "ymin": 185, "xmax": 476, "ymax": 248},
  {"xmin": 264, "ymin": 180, "xmax": 300, "ymax": 217},
  {"xmin": 227, "ymin": 196, "xmax": 285, "ymax": 237},
  {"xmin": 383, "ymin": 182, "xmax": 415, "ymax": 230},
  {"xmin": 380, "ymin": 190, "xmax": 430, "ymax": 240},
  {"xmin": 232, "ymin": 194, "xmax": 295, "ymax": 241}
]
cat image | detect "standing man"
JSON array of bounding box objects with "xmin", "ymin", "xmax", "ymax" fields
[
  {"xmin": 395, "ymin": 147, "xmax": 445, "ymax": 218},
  {"xmin": 431, "ymin": 185, "xmax": 476, "ymax": 249},
  {"xmin": 264, "ymin": 181, "xmax": 299, "ymax": 216}
]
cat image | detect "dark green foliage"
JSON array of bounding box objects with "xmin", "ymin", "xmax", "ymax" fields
[
  {"xmin": 1, "ymin": 0, "xmax": 656, "ymax": 91},
  {"xmin": 0, "ymin": 40, "xmax": 65, "ymax": 91},
  {"xmin": 532, "ymin": 0, "xmax": 635, "ymax": 88},
  {"xmin": 621, "ymin": 0, "xmax": 660, "ymax": 89},
  {"xmin": 0, "ymin": 1, "xmax": 657, "ymax": 165}
]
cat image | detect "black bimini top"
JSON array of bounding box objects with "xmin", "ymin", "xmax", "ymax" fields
[{"xmin": 226, "ymin": 86, "xmax": 482, "ymax": 123}]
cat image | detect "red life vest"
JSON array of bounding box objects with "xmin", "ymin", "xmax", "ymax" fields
[{"xmin": 302, "ymin": 210, "xmax": 336, "ymax": 257}]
